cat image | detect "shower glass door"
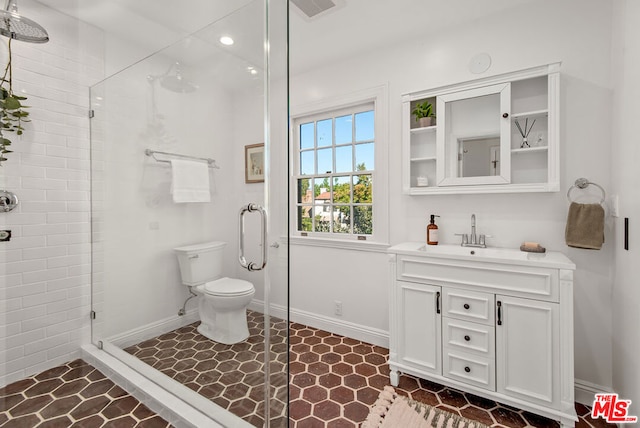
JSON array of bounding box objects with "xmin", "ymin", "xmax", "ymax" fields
[{"xmin": 89, "ymin": 1, "xmax": 288, "ymax": 426}]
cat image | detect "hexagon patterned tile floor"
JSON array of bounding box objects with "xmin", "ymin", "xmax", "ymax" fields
[
  {"xmin": 0, "ymin": 359, "xmax": 171, "ymax": 427},
  {"xmin": 288, "ymin": 323, "xmax": 617, "ymax": 428},
  {"xmin": 2, "ymin": 317, "xmax": 616, "ymax": 428},
  {"xmin": 124, "ymin": 310, "xmax": 288, "ymax": 427}
]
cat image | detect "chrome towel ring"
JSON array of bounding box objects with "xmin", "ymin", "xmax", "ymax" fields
[{"xmin": 567, "ymin": 178, "xmax": 606, "ymax": 204}]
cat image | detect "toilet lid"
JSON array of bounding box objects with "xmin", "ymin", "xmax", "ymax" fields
[{"xmin": 204, "ymin": 277, "xmax": 254, "ymax": 297}]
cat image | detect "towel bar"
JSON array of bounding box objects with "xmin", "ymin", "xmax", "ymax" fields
[
  {"xmin": 567, "ymin": 177, "xmax": 605, "ymax": 204},
  {"xmin": 145, "ymin": 148, "xmax": 220, "ymax": 169}
]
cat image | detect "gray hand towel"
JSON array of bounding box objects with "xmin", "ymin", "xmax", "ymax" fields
[{"xmin": 565, "ymin": 202, "xmax": 605, "ymax": 250}]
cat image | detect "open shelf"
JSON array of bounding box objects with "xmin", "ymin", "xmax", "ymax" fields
[
  {"xmin": 410, "ymin": 125, "xmax": 437, "ymax": 134},
  {"xmin": 511, "ymin": 146, "xmax": 548, "ymax": 154},
  {"xmin": 511, "ymin": 109, "xmax": 548, "ymax": 120}
]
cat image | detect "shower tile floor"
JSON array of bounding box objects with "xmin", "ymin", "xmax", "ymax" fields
[
  {"xmin": 0, "ymin": 359, "xmax": 171, "ymax": 427},
  {"xmin": 124, "ymin": 310, "xmax": 288, "ymax": 427}
]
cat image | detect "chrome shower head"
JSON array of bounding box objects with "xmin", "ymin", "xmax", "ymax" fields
[
  {"xmin": 0, "ymin": 0, "xmax": 49, "ymax": 43},
  {"xmin": 160, "ymin": 75, "xmax": 197, "ymax": 93},
  {"xmin": 159, "ymin": 62, "xmax": 197, "ymax": 94}
]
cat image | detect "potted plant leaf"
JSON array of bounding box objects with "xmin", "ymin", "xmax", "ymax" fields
[
  {"xmin": 412, "ymin": 100, "xmax": 435, "ymax": 128},
  {"xmin": 0, "ymin": 39, "xmax": 30, "ymax": 165}
]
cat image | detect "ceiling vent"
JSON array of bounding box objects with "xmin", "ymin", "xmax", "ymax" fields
[{"xmin": 291, "ymin": 0, "xmax": 338, "ymax": 19}]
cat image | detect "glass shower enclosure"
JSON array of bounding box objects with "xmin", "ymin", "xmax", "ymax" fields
[{"xmin": 89, "ymin": 1, "xmax": 288, "ymax": 426}]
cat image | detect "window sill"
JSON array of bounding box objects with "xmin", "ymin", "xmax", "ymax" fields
[{"xmin": 286, "ymin": 236, "xmax": 390, "ymax": 253}]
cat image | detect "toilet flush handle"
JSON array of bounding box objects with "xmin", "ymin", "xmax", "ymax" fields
[{"xmin": 238, "ymin": 203, "xmax": 268, "ymax": 272}]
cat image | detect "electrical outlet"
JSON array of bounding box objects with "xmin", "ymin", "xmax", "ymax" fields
[{"xmin": 334, "ymin": 301, "xmax": 343, "ymax": 316}]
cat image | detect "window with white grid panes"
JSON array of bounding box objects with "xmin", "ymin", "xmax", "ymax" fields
[{"xmin": 294, "ymin": 103, "xmax": 375, "ymax": 238}]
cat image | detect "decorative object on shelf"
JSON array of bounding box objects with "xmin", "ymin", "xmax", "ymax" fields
[
  {"xmin": 245, "ymin": 143, "xmax": 265, "ymax": 183},
  {"xmin": 411, "ymin": 100, "xmax": 435, "ymax": 128},
  {"xmin": 416, "ymin": 176, "xmax": 428, "ymax": 187},
  {"xmin": 0, "ymin": 0, "xmax": 50, "ymax": 165},
  {"xmin": 514, "ymin": 117, "xmax": 536, "ymax": 148}
]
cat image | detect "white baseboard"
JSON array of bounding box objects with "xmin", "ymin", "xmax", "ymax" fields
[
  {"xmin": 107, "ymin": 309, "xmax": 199, "ymax": 349},
  {"xmin": 574, "ymin": 378, "xmax": 615, "ymax": 406},
  {"xmin": 249, "ymin": 299, "xmax": 389, "ymax": 348}
]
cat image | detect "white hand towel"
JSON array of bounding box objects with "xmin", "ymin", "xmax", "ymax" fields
[{"xmin": 170, "ymin": 159, "xmax": 211, "ymax": 203}]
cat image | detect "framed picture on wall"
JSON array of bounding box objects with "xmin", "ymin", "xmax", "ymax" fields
[{"xmin": 245, "ymin": 143, "xmax": 265, "ymax": 183}]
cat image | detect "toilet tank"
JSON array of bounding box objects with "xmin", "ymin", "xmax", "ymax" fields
[{"xmin": 174, "ymin": 241, "xmax": 227, "ymax": 286}]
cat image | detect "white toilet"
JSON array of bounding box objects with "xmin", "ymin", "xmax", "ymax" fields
[{"xmin": 174, "ymin": 241, "xmax": 255, "ymax": 344}]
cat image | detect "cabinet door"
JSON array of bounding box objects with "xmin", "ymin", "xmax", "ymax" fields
[
  {"xmin": 398, "ymin": 282, "xmax": 441, "ymax": 374},
  {"xmin": 436, "ymin": 83, "xmax": 511, "ymax": 186},
  {"xmin": 496, "ymin": 295, "xmax": 560, "ymax": 408}
]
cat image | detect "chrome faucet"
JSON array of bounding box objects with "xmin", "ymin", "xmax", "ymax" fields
[
  {"xmin": 470, "ymin": 214, "xmax": 477, "ymax": 245},
  {"xmin": 456, "ymin": 214, "xmax": 489, "ymax": 248}
]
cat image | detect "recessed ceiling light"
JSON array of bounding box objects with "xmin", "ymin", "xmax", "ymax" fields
[
  {"xmin": 247, "ymin": 67, "xmax": 258, "ymax": 75},
  {"xmin": 219, "ymin": 36, "xmax": 234, "ymax": 46}
]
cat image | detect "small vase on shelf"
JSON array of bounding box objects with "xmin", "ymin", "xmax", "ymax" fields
[{"xmin": 417, "ymin": 117, "xmax": 435, "ymax": 128}]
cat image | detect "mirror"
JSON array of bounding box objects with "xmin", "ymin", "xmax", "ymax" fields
[
  {"xmin": 437, "ymin": 83, "xmax": 511, "ymax": 186},
  {"xmin": 458, "ymin": 136, "xmax": 500, "ymax": 177}
]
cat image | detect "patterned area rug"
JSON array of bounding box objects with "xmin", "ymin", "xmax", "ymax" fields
[{"xmin": 363, "ymin": 386, "xmax": 490, "ymax": 428}]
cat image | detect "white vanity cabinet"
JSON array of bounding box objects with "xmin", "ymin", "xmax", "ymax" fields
[
  {"xmin": 390, "ymin": 282, "xmax": 441, "ymax": 385},
  {"xmin": 388, "ymin": 243, "xmax": 577, "ymax": 427},
  {"xmin": 402, "ymin": 63, "xmax": 559, "ymax": 194},
  {"xmin": 495, "ymin": 295, "xmax": 560, "ymax": 407}
]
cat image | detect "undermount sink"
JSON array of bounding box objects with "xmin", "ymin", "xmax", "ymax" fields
[
  {"xmin": 388, "ymin": 242, "xmax": 575, "ymax": 269},
  {"xmin": 418, "ymin": 244, "xmax": 531, "ymax": 260}
]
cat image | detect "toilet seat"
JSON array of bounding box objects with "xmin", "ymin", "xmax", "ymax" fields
[{"xmin": 203, "ymin": 277, "xmax": 254, "ymax": 297}]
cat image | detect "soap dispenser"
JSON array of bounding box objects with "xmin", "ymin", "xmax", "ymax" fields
[{"xmin": 427, "ymin": 215, "xmax": 440, "ymax": 245}]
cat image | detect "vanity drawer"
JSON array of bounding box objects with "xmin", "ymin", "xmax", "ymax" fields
[
  {"xmin": 396, "ymin": 256, "xmax": 559, "ymax": 302},
  {"xmin": 443, "ymin": 348, "xmax": 495, "ymax": 391},
  {"xmin": 443, "ymin": 288, "xmax": 495, "ymax": 325},
  {"xmin": 443, "ymin": 317, "xmax": 495, "ymax": 357}
]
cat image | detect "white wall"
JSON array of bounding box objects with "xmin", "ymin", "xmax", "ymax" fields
[
  {"xmin": 92, "ymin": 54, "xmax": 240, "ymax": 339},
  {"xmin": 285, "ymin": 0, "xmax": 615, "ymax": 392},
  {"xmin": 611, "ymin": 0, "xmax": 640, "ymax": 406},
  {"xmin": 0, "ymin": 2, "xmax": 103, "ymax": 386}
]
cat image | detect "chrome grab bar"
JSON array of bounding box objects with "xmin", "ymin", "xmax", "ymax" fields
[{"xmin": 238, "ymin": 203, "xmax": 268, "ymax": 271}]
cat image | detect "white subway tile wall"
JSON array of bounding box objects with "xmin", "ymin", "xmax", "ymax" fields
[{"xmin": 0, "ymin": 4, "xmax": 104, "ymax": 386}]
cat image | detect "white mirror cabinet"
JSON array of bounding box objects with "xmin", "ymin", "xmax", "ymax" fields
[{"xmin": 402, "ymin": 63, "xmax": 560, "ymax": 194}]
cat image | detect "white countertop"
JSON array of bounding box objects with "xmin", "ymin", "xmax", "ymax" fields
[{"xmin": 388, "ymin": 242, "xmax": 576, "ymax": 270}]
